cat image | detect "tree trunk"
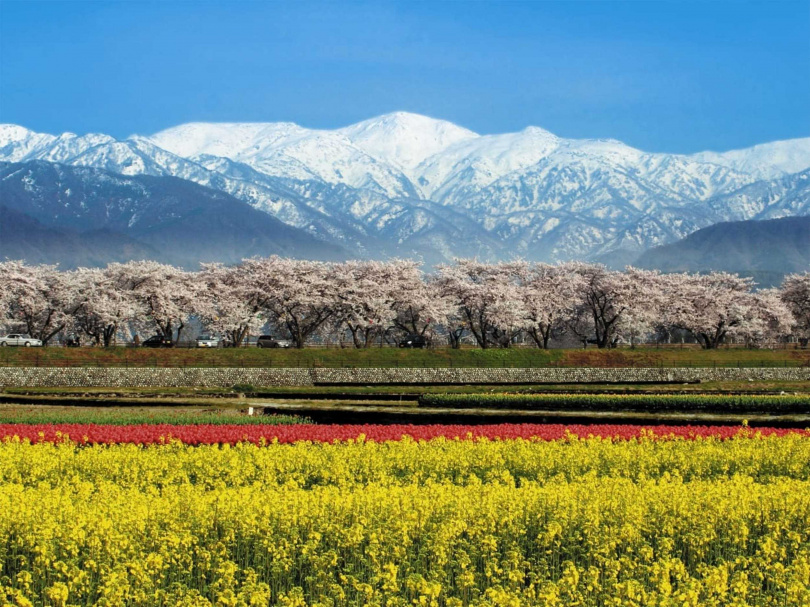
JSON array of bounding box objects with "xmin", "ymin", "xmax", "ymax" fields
[
  {"xmin": 102, "ymin": 324, "xmax": 117, "ymax": 347},
  {"xmin": 528, "ymin": 325, "xmax": 552, "ymax": 349},
  {"xmin": 232, "ymin": 326, "xmax": 250, "ymax": 348},
  {"xmin": 159, "ymin": 320, "xmax": 173, "ymax": 341},
  {"xmin": 41, "ymin": 324, "xmax": 65, "ymax": 346},
  {"xmin": 698, "ymin": 325, "xmax": 726, "ymax": 349},
  {"xmin": 474, "ymin": 332, "xmax": 488, "ymax": 349},
  {"xmin": 463, "ymin": 308, "xmax": 489, "ymax": 349},
  {"xmin": 447, "ymin": 327, "xmax": 464, "ymax": 349},
  {"xmin": 347, "ymin": 324, "xmax": 364, "ymax": 348},
  {"xmin": 286, "ymin": 317, "xmax": 306, "ymax": 349}
]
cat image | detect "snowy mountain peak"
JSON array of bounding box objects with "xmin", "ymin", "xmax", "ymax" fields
[
  {"xmin": 145, "ymin": 121, "xmax": 309, "ymax": 159},
  {"xmin": 339, "ymin": 111, "xmax": 479, "ymax": 170},
  {"xmin": 0, "ymin": 124, "xmax": 57, "ymax": 162},
  {"xmin": 520, "ymin": 125, "xmax": 558, "ymax": 139},
  {"xmin": 0, "ymin": 124, "xmax": 47, "ymax": 145},
  {"xmin": 413, "ymin": 125, "xmax": 563, "ymax": 199},
  {"xmin": 344, "ymin": 110, "xmax": 474, "ymax": 133},
  {"xmin": 142, "ymin": 113, "xmax": 480, "ymax": 198},
  {"xmin": 692, "ymin": 137, "xmax": 810, "ymax": 180}
]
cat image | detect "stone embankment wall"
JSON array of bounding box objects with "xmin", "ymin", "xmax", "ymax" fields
[{"xmin": 0, "ymin": 367, "xmax": 808, "ymax": 388}]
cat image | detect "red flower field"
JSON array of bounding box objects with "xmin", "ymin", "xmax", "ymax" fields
[{"xmin": 0, "ymin": 422, "xmax": 807, "ymax": 445}]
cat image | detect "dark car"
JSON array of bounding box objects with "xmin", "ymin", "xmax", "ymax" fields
[
  {"xmin": 141, "ymin": 335, "xmax": 174, "ymax": 348},
  {"xmin": 399, "ymin": 334, "xmax": 427, "ymax": 348},
  {"xmin": 65, "ymin": 335, "xmax": 81, "ymax": 348},
  {"xmin": 256, "ymin": 335, "xmax": 292, "ymax": 348}
]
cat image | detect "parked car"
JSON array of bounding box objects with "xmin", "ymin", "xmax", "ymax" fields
[
  {"xmin": 256, "ymin": 335, "xmax": 292, "ymax": 349},
  {"xmin": 65, "ymin": 335, "xmax": 81, "ymax": 348},
  {"xmin": 141, "ymin": 335, "xmax": 174, "ymax": 348},
  {"xmin": 399, "ymin": 334, "xmax": 427, "ymax": 348},
  {"xmin": 0, "ymin": 334, "xmax": 43, "ymax": 347},
  {"xmin": 196, "ymin": 335, "xmax": 221, "ymax": 348}
]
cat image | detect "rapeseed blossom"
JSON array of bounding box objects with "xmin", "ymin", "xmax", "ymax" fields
[{"xmin": 0, "ymin": 430, "xmax": 808, "ymax": 605}]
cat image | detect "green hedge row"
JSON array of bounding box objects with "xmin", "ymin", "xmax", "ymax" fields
[
  {"xmin": 418, "ymin": 393, "xmax": 810, "ymax": 414},
  {"xmin": 0, "ymin": 409, "xmax": 309, "ymax": 426}
]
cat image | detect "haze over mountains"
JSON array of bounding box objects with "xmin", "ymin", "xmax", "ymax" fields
[{"xmin": 1, "ymin": 112, "xmax": 809, "ymax": 270}]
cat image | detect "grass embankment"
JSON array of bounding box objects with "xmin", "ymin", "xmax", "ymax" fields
[
  {"xmin": 0, "ymin": 405, "xmax": 307, "ymax": 425},
  {"xmin": 420, "ymin": 393, "xmax": 810, "ymax": 414},
  {"xmin": 1, "ymin": 345, "xmax": 808, "ymax": 368}
]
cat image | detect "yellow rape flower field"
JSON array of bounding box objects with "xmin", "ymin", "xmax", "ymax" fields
[{"xmin": 1, "ymin": 434, "xmax": 809, "ymax": 606}]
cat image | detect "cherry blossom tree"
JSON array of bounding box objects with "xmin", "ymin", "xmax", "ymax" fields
[
  {"xmin": 1, "ymin": 257, "xmax": 804, "ymax": 352},
  {"xmin": 72, "ymin": 267, "xmax": 139, "ymax": 346},
  {"xmin": 434, "ymin": 260, "xmax": 525, "ymax": 349},
  {"xmin": 0, "ymin": 261, "xmax": 82, "ymax": 344},
  {"xmin": 781, "ymin": 273, "xmax": 810, "ymax": 340},
  {"xmin": 426, "ymin": 272, "xmax": 468, "ymax": 349},
  {"xmin": 615, "ymin": 268, "xmax": 668, "ymax": 348},
  {"xmin": 389, "ymin": 261, "xmax": 447, "ymax": 343},
  {"xmin": 664, "ymin": 271, "xmax": 756, "ymax": 349},
  {"xmin": 735, "ymin": 288, "xmax": 794, "ymax": 347},
  {"xmin": 196, "ymin": 263, "xmax": 264, "ymax": 347},
  {"xmin": 485, "ymin": 263, "xmax": 528, "ymax": 348},
  {"xmin": 239, "ymin": 257, "xmax": 337, "ymax": 348},
  {"xmin": 332, "ymin": 261, "xmax": 400, "ymax": 348},
  {"xmin": 516, "ymin": 262, "xmax": 583, "ymax": 349},
  {"xmin": 567, "ymin": 264, "xmax": 654, "ymax": 349},
  {"xmin": 107, "ymin": 261, "xmax": 200, "ymax": 344}
]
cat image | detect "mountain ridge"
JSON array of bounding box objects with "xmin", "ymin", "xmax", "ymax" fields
[{"xmin": 2, "ymin": 114, "xmax": 809, "ymax": 264}]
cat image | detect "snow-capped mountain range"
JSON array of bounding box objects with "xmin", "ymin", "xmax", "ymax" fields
[{"xmin": 2, "ymin": 112, "xmax": 809, "ymax": 264}]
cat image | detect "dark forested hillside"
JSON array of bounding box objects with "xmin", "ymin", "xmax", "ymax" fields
[
  {"xmin": 0, "ymin": 205, "xmax": 161, "ymax": 267},
  {"xmin": 0, "ymin": 161, "xmax": 347, "ymax": 267},
  {"xmin": 635, "ymin": 216, "xmax": 810, "ymax": 286}
]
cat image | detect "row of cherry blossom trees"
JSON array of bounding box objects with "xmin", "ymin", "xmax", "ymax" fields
[{"xmin": 0, "ymin": 258, "xmax": 808, "ymax": 349}]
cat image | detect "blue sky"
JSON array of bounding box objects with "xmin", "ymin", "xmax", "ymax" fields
[{"xmin": 1, "ymin": 1, "xmax": 808, "ymax": 153}]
